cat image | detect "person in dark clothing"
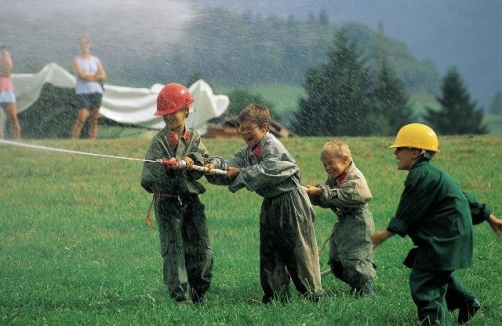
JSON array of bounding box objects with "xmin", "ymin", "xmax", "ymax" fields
[
  {"xmin": 140, "ymin": 83, "xmax": 213, "ymax": 304},
  {"xmin": 371, "ymin": 123, "xmax": 474, "ymax": 326}
]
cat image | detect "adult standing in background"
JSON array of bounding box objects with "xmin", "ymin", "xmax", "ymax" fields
[
  {"xmin": 70, "ymin": 36, "xmax": 106, "ymax": 139},
  {"xmin": 0, "ymin": 42, "xmax": 21, "ymax": 139}
]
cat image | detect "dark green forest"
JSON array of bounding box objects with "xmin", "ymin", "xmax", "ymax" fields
[
  {"xmin": 3, "ymin": 7, "xmax": 499, "ymax": 136},
  {"xmin": 3, "ymin": 9, "xmax": 440, "ymax": 95}
]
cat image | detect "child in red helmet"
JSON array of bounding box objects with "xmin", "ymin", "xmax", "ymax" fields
[{"xmin": 140, "ymin": 83, "xmax": 213, "ymax": 304}]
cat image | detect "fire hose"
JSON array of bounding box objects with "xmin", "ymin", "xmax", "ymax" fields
[
  {"xmin": 0, "ymin": 139, "xmax": 227, "ymax": 175},
  {"xmin": 155, "ymin": 158, "xmax": 227, "ymax": 175},
  {"xmin": 0, "ymin": 139, "xmax": 228, "ymax": 228}
]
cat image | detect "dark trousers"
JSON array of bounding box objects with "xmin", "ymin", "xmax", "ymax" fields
[
  {"xmin": 445, "ymin": 275, "xmax": 476, "ymax": 311},
  {"xmin": 155, "ymin": 195, "xmax": 213, "ymax": 302},
  {"xmin": 409, "ymin": 268, "xmax": 452, "ymax": 326}
]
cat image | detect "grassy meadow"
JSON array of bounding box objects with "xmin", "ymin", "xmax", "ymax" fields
[{"xmin": 1, "ymin": 135, "xmax": 501, "ymax": 325}]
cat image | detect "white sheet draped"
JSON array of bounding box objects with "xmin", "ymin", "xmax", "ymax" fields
[{"xmin": 7, "ymin": 63, "xmax": 229, "ymax": 135}]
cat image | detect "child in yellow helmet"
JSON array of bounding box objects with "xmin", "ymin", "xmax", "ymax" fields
[{"xmin": 372, "ymin": 123, "xmax": 474, "ymax": 325}]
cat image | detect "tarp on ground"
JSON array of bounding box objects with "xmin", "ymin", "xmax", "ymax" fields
[{"xmin": 4, "ymin": 63, "xmax": 229, "ymax": 138}]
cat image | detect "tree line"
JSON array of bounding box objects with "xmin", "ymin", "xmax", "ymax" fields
[
  {"xmin": 2, "ymin": 7, "xmax": 492, "ymax": 136},
  {"xmin": 291, "ymin": 29, "xmax": 487, "ymax": 136}
]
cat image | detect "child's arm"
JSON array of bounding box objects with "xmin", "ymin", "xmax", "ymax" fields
[
  {"xmin": 487, "ymin": 213, "xmax": 502, "ymax": 236},
  {"xmin": 463, "ymin": 191, "xmax": 501, "ymax": 236},
  {"xmin": 205, "ymin": 156, "xmax": 233, "ymax": 186},
  {"xmin": 371, "ymin": 230, "xmax": 395, "ymax": 247},
  {"xmin": 314, "ymin": 179, "xmax": 371, "ymax": 209},
  {"xmin": 305, "ymin": 184, "xmax": 332, "ymax": 208}
]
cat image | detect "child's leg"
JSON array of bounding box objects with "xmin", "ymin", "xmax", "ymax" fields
[
  {"xmin": 260, "ymin": 209, "xmax": 290, "ymax": 303},
  {"xmin": 156, "ymin": 199, "xmax": 191, "ymax": 302},
  {"xmin": 276, "ymin": 190, "xmax": 325, "ymax": 301},
  {"xmin": 410, "ymin": 269, "xmax": 452, "ymax": 326},
  {"xmin": 446, "ymin": 275, "xmax": 480, "ymax": 324},
  {"xmin": 259, "ymin": 241, "xmax": 290, "ymax": 303},
  {"xmin": 329, "ymin": 241, "xmax": 348, "ymax": 283},
  {"xmin": 182, "ymin": 196, "xmax": 213, "ymax": 302},
  {"xmin": 333, "ymin": 250, "xmax": 376, "ymax": 297},
  {"xmin": 445, "ymin": 274, "xmax": 476, "ymax": 310},
  {"xmin": 259, "ymin": 198, "xmax": 291, "ymax": 303}
]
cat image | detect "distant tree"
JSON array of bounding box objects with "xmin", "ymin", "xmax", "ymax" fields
[
  {"xmin": 292, "ymin": 31, "xmax": 372, "ymax": 136},
  {"xmin": 369, "ymin": 56, "xmax": 413, "ymax": 135},
  {"xmin": 187, "ymin": 71, "xmax": 204, "ymax": 87},
  {"xmin": 20, "ymin": 54, "xmax": 45, "ymax": 73},
  {"xmin": 227, "ymin": 88, "xmax": 276, "ymax": 119},
  {"xmin": 488, "ymin": 91, "xmax": 502, "ymax": 115},
  {"xmin": 423, "ymin": 67, "xmax": 487, "ymax": 135},
  {"xmin": 318, "ymin": 9, "xmax": 329, "ymax": 26},
  {"xmin": 370, "ymin": 23, "xmax": 414, "ymax": 135}
]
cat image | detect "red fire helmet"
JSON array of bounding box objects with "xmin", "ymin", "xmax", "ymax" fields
[{"xmin": 154, "ymin": 83, "xmax": 194, "ymax": 116}]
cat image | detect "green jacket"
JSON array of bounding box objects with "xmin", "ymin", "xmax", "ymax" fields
[
  {"xmin": 387, "ymin": 158, "xmax": 473, "ymax": 271},
  {"xmin": 464, "ymin": 192, "xmax": 493, "ymax": 225}
]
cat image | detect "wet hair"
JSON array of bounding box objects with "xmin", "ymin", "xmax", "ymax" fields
[
  {"xmin": 237, "ymin": 103, "xmax": 271, "ymax": 127},
  {"xmin": 320, "ymin": 141, "xmax": 352, "ymax": 161}
]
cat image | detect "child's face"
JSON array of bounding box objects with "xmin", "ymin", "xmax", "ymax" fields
[
  {"xmin": 239, "ymin": 121, "xmax": 267, "ymax": 148},
  {"xmin": 321, "ymin": 155, "xmax": 349, "ymax": 179},
  {"xmin": 162, "ymin": 106, "xmax": 188, "ymax": 132},
  {"xmin": 393, "ymin": 147, "xmax": 419, "ymax": 171}
]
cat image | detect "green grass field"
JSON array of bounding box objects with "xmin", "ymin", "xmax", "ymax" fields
[{"xmin": 1, "ymin": 135, "xmax": 501, "ymax": 325}]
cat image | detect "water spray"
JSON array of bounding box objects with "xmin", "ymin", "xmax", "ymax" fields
[{"xmin": 0, "ymin": 139, "xmax": 227, "ymax": 175}]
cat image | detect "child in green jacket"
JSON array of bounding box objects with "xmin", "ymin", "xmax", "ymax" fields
[{"xmin": 372, "ymin": 123, "xmax": 473, "ymax": 326}]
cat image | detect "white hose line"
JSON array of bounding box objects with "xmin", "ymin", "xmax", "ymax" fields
[
  {"xmin": 0, "ymin": 139, "xmax": 156, "ymax": 163},
  {"xmin": 0, "ymin": 139, "xmax": 228, "ymax": 175}
]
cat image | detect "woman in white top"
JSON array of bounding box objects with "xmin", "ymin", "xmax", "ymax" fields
[
  {"xmin": 70, "ymin": 36, "xmax": 106, "ymax": 139},
  {"xmin": 0, "ymin": 42, "xmax": 21, "ymax": 139}
]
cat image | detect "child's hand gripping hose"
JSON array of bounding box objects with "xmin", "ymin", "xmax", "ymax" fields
[
  {"xmin": 144, "ymin": 158, "xmax": 228, "ymax": 228},
  {"xmin": 156, "ymin": 158, "xmax": 227, "ymax": 175}
]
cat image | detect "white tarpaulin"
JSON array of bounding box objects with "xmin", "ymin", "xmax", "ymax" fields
[{"xmin": 8, "ymin": 63, "xmax": 229, "ymax": 135}]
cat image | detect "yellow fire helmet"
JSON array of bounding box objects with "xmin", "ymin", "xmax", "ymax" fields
[{"xmin": 389, "ymin": 123, "xmax": 440, "ymax": 153}]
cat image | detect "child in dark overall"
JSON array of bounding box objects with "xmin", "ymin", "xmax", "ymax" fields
[
  {"xmin": 445, "ymin": 193, "xmax": 502, "ymax": 323},
  {"xmin": 371, "ymin": 123, "xmax": 473, "ymax": 326},
  {"xmin": 140, "ymin": 83, "xmax": 213, "ymax": 304}
]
